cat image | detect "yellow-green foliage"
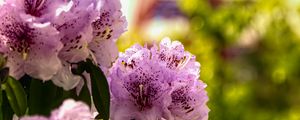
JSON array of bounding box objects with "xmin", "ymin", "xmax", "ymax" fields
[{"xmin": 118, "ymin": 0, "xmax": 300, "ymax": 119}]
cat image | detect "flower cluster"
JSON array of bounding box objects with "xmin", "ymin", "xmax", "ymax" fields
[
  {"xmin": 20, "ymin": 99, "xmax": 92, "ymax": 120},
  {"xmin": 0, "ymin": 0, "xmax": 126, "ymax": 90},
  {"xmin": 109, "ymin": 38, "xmax": 209, "ymax": 120},
  {"xmin": 0, "ymin": 0, "xmax": 210, "ymax": 119}
]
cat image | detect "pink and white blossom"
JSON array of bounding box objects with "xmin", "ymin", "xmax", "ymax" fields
[
  {"xmin": 20, "ymin": 99, "xmax": 92, "ymax": 120},
  {"xmin": 0, "ymin": 4, "xmax": 62, "ymax": 80},
  {"xmin": 52, "ymin": 0, "xmax": 127, "ymax": 90},
  {"xmin": 109, "ymin": 38, "xmax": 209, "ymax": 120}
]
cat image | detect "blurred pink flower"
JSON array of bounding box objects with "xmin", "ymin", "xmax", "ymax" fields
[{"xmin": 21, "ymin": 99, "xmax": 92, "ymax": 120}]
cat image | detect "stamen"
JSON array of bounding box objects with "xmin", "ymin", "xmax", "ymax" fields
[
  {"xmin": 22, "ymin": 52, "xmax": 28, "ymax": 60},
  {"xmin": 35, "ymin": 0, "xmax": 46, "ymax": 10},
  {"xmin": 30, "ymin": 0, "xmax": 37, "ymax": 11},
  {"xmin": 139, "ymin": 84, "xmax": 143, "ymax": 99},
  {"xmin": 177, "ymin": 54, "xmax": 191, "ymax": 70}
]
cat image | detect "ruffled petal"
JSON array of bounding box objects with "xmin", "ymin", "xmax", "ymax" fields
[
  {"xmin": 89, "ymin": 38, "xmax": 118, "ymax": 69},
  {"xmin": 20, "ymin": 116, "xmax": 48, "ymax": 120},
  {"xmin": 110, "ymin": 68, "xmax": 131, "ymax": 100},
  {"xmin": 89, "ymin": 0, "xmax": 127, "ymax": 69},
  {"xmin": 6, "ymin": 52, "xmax": 26, "ymax": 79},
  {"xmin": 20, "ymin": 99, "xmax": 92, "ymax": 120},
  {"xmin": 0, "ymin": 4, "xmax": 62, "ymax": 80},
  {"xmin": 110, "ymin": 99, "xmax": 141, "ymax": 120},
  {"xmin": 0, "ymin": 5, "xmax": 27, "ymax": 79},
  {"xmin": 91, "ymin": 0, "xmax": 126, "ymax": 41},
  {"xmin": 50, "ymin": 99, "xmax": 92, "ymax": 120},
  {"xmin": 72, "ymin": 0, "xmax": 97, "ymax": 10},
  {"xmin": 54, "ymin": 0, "xmax": 96, "ymax": 63},
  {"xmin": 75, "ymin": 72, "xmax": 91, "ymax": 95},
  {"xmin": 52, "ymin": 62, "xmax": 81, "ymax": 90},
  {"xmin": 24, "ymin": 22, "xmax": 62, "ymax": 80},
  {"xmin": 167, "ymin": 81, "xmax": 209, "ymax": 120},
  {"xmin": 110, "ymin": 98, "xmax": 164, "ymax": 120},
  {"xmin": 6, "ymin": 0, "xmax": 65, "ymax": 20}
]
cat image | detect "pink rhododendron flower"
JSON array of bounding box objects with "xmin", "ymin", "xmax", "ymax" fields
[
  {"xmin": 51, "ymin": 0, "xmax": 97, "ymax": 90},
  {"xmin": 20, "ymin": 99, "xmax": 92, "ymax": 120},
  {"xmin": 89, "ymin": 0, "xmax": 127, "ymax": 70},
  {"xmin": 53, "ymin": 0, "xmax": 127, "ymax": 90},
  {"xmin": 109, "ymin": 38, "xmax": 209, "ymax": 120},
  {"xmin": 0, "ymin": 4, "xmax": 62, "ymax": 80}
]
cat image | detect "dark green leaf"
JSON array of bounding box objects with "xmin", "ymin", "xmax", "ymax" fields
[
  {"xmin": 28, "ymin": 79, "xmax": 81, "ymax": 116},
  {"xmin": 0, "ymin": 86, "xmax": 2, "ymax": 108},
  {"xmin": 1, "ymin": 91, "xmax": 14, "ymax": 120},
  {"xmin": 0, "ymin": 55, "xmax": 6, "ymax": 69},
  {"xmin": 0, "ymin": 68, "xmax": 8, "ymax": 82},
  {"xmin": 71, "ymin": 61, "xmax": 86, "ymax": 75},
  {"xmin": 85, "ymin": 59, "xmax": 110, "ymax": 120},
  {"xmin": 0, "ymin": 91, "xmax": 3, "ymax": 120},
  {"xmin": 49, "ymin": 87, "xmax": 74, "ymax": 111},
  {"xmin": 0, "ymin": 68, "xmax": 8, "ymax": 120},
  {"xmin": 19, "ymin": 75, "xmax": 33, "ymax": 97},
  {"xmin": 2, "ymin": 77, "xmax": 27, "ymax": 116},
  {"xmin": 77, "ymin": 80, "xmax": 91, "ymax": 106},
  {"xmin": 28, "ymin": 79, "xmax": 58, "ymax": 116}
]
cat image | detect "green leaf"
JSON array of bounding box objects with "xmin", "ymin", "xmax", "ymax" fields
[
  {"xmin": 77, "ymin": 80, "xmax": 91, "ymax": 106},
  {"xmin": 2, "ymin": 76, "xmax": 27, "ymax": 116},
  {"xmin": 85, "ymin": 59, "xmax": 110, "ymax": 120},
  {"xmin": 0, "ymin": 68, "xmax": 8, "ymax": 120},
  {"xmin": 0, "ymin": 68, "xmax": 9, "ymax": 82},
  {"xmin": 71, "ymin": 61, "xmax": 86, "ymax": 75},
  {"xmin": 0, "ymin": 83, "xmax": 2, "ymax": 107},
  {"xmin": 0, "ymin": 68, "xmax": 8, "ymax": 119},
  {"xmin": 1, "ymin": 91, "xmax": 14, "ymax": 120},
  {"xmin": 0, "ymin": 68, "xmax": 11, "ymax": 120},
  {"xmin": 28, "ymin": 79, "xmax": 58, "ymax": 116},
  {"xmin": 0, "ymin": 55, "xmax": 6, "ymax": 69},
  {"xmin": 50, "ymin": 88, "xmax": 79, "ymax": 113},
  {"xmin": 0, "ymin": 91, "xmax": 3, "ymax": 120}
]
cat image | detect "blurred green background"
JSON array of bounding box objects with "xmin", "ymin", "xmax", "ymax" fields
[{"xmin": 118, "ymin": 0, "xmax": 300, "ymax": 120}]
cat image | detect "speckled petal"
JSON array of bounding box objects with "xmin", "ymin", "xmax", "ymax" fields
[
  {"xmin": 109, "ymin": 38, "xmax": 209, "ymax": 119},
  {"xmin": 54, "ymin": 0, "xmax": 96, "ymax": 63},
  {"xmin": 91, "ymin": 0, "xmax": 126, "ymax": 42},
  {"xmin": 89, "ymin": 0, "xmax": 127, "ymax": 68},
  {"xmin": 111, "ymin": 99, "xmax": 164, "ymax": 120},
  {"xmin": 0, "ymin": 5, "xmax": 62, "ymax": 80},
  {"xmin": 167, "ymin": 81, "xmax": 209, "ymax": 120},
  {"xmin": 24, "ymin": 23, "xmax": 62, "ymax": 80},
  {"xmin": 6, "ymin": 0, "xmax": 66, "ymax": 20},
  {"xmin": 89, "ymin": 38, "xmax": 118, "ymax": 69}
]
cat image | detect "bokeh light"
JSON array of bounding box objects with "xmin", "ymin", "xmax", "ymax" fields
[{"xmin": 118, "ymin": 0, "xmax": 300, "ymax": 119}]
